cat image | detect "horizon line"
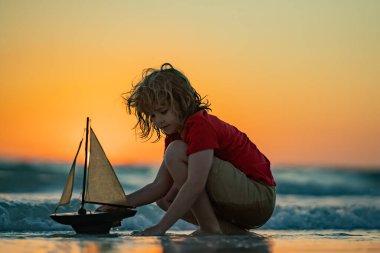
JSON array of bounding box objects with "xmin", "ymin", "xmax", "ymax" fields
[{"xmin": 1, "ymin": 157, "xmax": 379, "ymax": 170}]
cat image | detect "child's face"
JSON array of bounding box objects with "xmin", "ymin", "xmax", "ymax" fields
[{"xmin": 150, "ymin": 103, "xmax": 181, "ymax": 135}]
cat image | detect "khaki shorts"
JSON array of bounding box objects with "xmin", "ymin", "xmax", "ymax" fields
[{"xmin": 206, "ymin": 157, "xmax": 276, "ymax": 229}]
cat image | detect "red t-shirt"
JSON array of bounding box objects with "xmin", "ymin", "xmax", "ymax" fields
[{"xmin": 164, "ymin": 110, "xmax": 276, "ymax": 186}]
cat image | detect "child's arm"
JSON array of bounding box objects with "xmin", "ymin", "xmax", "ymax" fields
[
  {"xmin": 142, "ymin": 149, "xmax": 214, "ymax": 234},
  {"xmin": 97, "ymin": 161, "xmax": 172, "ymax": 211},
  {"xmin": 127, "ymin": 161, "xmax": 173, "ymax": 207}
]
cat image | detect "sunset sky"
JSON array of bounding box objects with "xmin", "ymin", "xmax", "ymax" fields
[{"xmin": 1, "ymin": 0, "xmax": 379, "ymax": 167}]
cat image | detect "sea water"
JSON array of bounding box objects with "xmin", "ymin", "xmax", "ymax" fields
[{"xmin": 1, "ymin": 160, "xmax": 380, "ymax": 252}]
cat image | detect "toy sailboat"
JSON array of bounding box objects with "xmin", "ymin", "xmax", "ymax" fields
[{"xmin": 50, "ymin": 117, "xmax": 136, "ymax": 234}]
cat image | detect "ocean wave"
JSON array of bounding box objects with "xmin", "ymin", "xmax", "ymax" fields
[
  {"xmin": 0, "ymin": 161, "xmax": 155, "ymax": 194},
  {"xmin": 1, "ymin": 161, "xmax": 380, "ymax": 197},
  {"xmin": 262, "ymin": 205, "xmax": 380, "ymax": 230},
  {"xmin": 0, "ymin": 199, "xmax": 379, "ymax": 232},
  {"xmin": 273, "ymin": 168, "xmax": 380, "ymax": 196}
]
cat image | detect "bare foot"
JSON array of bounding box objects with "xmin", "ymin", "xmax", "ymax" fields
[
  {"xmin": 218, "ymin": 220, "xmax": 252, "ymax": 235},
  {"xmin": 190, "ymin": 229, "xmax": 222, "ymax": 236}
]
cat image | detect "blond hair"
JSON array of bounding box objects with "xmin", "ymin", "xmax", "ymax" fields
[{"xmin": 123, "ymin": 63, "xmax": 211, "ymax": 142}]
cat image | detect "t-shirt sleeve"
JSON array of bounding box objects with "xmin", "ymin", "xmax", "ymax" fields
[{"xmin": 184, "ymin": 117, "xmax": 219, "ymax": 156}]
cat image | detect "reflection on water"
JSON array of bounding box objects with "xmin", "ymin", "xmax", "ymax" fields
[
  {"xmin": 0, "ymin": 232, "xmax": 271, "ymax": 253},
  {"xmin": 0, "ymin": 238, "xmax": 162, "ymax": 253},
  {"xmin": 159, "ymin": 234, "xmax": 271, "ymax": 253},
  {"xmin": 1, "ymin": 231, "xmax": 380, "ymax": 253}
]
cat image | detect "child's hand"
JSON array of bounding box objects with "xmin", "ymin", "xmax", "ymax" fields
[
  {"xmin": 95, "ymin": 205, "xmax": 122, "ymax": 213},
  {"xmin": 131, "ymin": 224, "xmax": 166, "ymax": 236}
]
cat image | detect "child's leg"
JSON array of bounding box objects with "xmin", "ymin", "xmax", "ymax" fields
[
  {"xmin": 156, "ymin": 186, "xmax": 198, "ymax": 225},
  {"xmin": 164, "ymin": 140, "xmax": 221, "ymax": 234},
  {"xmin": 157, "ymin": 181, "xmax": 249, "ymax": 234},
  {"xmin": 207, "ymin": 158, "xmax": 276, "ymax": 229}
]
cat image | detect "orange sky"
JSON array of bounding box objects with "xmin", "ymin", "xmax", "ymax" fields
[{"xmin": 1, "ymin": 0, "xmax": 379, "ymax": 167}]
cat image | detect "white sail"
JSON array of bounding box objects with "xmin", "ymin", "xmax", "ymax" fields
[
  {"xmin": 57, "ymin": 166, "xmax": 76, "ymax": 206},
  {"xmin": 57, "ymin": 138, "xmax": 83, "ymax": 206},
  {"xmin": 84, "ymin": 128, "xmax": 128, "ymax": 206}
]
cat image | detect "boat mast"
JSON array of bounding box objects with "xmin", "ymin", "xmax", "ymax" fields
[{"xmin": 79, "ymin": 117, "xmax": 90, "ymax": 215}]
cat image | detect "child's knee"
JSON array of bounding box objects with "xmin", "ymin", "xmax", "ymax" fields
[
  {"xmin": 164, "ymin": 140, "xmax": 187, "ymax": 168},
  {"xmin": 156, "ymin": 198, "xmax": 170, "ymax": 211}
]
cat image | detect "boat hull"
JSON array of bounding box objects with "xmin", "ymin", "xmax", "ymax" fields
[{"xmin": 50, "ymin": 209, "xmax": 137, "ymax": 234}]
